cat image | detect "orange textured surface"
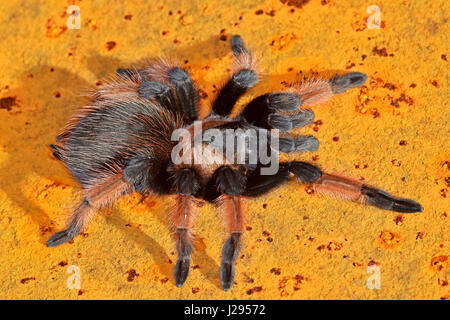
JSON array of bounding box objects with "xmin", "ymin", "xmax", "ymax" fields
[{"xmin": 0, "ymin": 0, "xmax": 448, "ymax": 299}]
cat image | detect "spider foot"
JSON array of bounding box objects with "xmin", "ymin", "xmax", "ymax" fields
[
  {"xmin": 268, "ymin": 108, "xmax": 314, "ymax": 132},
  {"xmin": 243, "ymin": 93, "xmax": 314, "ymax": 132},
  {"xmin": 330, "ymin": 72, "xmax": 368, "ymax": 94},
  {"xmin": 46, "ymin": 225, "xmax": 81, "ymax": 247},
  {"xmin": 220, "ymin": 233, "xmax": 241, "ymax": 291},
  {"xmin": 220, "ymin": 262, "xmax": 235, "ymax": 291},
  {"xmin": 279, "ymin": 136, "xmax": 319, "ymax": 153},
  {"xmin": 361, "ymin": 186, "xmax": 423, "ymax": 213},
  {"xmin": 174, "ymin": 258, "xmax": 190, "ymax": 287}
]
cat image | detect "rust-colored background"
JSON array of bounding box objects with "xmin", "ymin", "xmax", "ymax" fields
[{"xmin": 0, "ymin": 0, "xmax": 448, "ymax": 299}]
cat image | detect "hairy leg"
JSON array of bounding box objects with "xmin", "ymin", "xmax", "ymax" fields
[
  {"xmin": 244, "ymin": 162, "xmax": 422, "ymax": 213},
  {"xmin": 211, "ymin": 35, "xmax": 259, "ymax": 117},
  {"xmin": 172, "ymin": 168, "xmax": 201, "ymax": 287},
  {"xmin": 214, "ymin": 166, "xmax": 247, "ymax": 290},
  {"xmin": 241, "ymin": 72, "xmax": 366, "ymax": 131},
  {"xmin": 47, "ymin": 173, "xmax": 133, "ymax": 247},
  {"xmin": 138, "ymin": 61, "xmax": 199, "ymax": 123},
  {"xmin": 313, "ymin": 173, "xmax": 423, "ymax": 213}
]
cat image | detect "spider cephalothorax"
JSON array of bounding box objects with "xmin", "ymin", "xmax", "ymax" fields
[{"xmin": 48, "ymin": 35, "xmax": 423, "ymax": 291}]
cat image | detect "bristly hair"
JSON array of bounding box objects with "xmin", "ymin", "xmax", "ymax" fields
[
  {"xmin": 292, "ymin": 77, "xmax": 334, "ymax": 107},
  {"xmin": 56, "ymin": 97, "xmax": 183, "ymax": 188}
]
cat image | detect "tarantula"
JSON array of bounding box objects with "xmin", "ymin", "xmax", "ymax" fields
[{"xmin": 48, "ymin": 35, "xmax": 423, "ymax": 291}]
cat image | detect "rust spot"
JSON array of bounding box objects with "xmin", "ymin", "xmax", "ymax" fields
[
  {"xmin": 39, "ymin": 225, "xmax": 54, "ymax": 235},
  {"xmin": 431, "ymin": 255, "xmax": 448, "ymax": 272},
  {"xmin": 305, "ymin": 185, "xmax": 314, "ymax": 194},
  {"xmin": 372, "ymin": 46, "xmax": 393, "ymax": 57},
  {"xmin": 270, "ymin": 32, "xmax": 299, "ymax": 52},
  {"xmin": 78, "ymin": 289, "xmax": 85, "ymax": 295},
  {"xmin": 345, "ymin": 61, "xmax": 355, "ymax": 69},
  {"xmin": 326, "ymin": 241, "xmax": 343, "ymax": 251},
  {"xmin": 280, "ymin": 0, "xmax": 310, "ymax": 8},
  {"xmin": 0, "ymin": 96, "xmax": 18, "ymax": 111},
  {"xmin": 124, "ymin": 14, "xmax": 133, "ymax": 20},
  {"xmin": 105, "ymin": 41, "xmax": 117, "ymax": 51},
  {"xmin": 46, "ymin": 19, "xmax": 67, "ymax": 38},
  {"xmin": 160, "ymin": 277, "xmax": 169, "ymax": 284},
  {"xmin": 441, "ymin": 54, "xmax": 447, "ymax": 61},
  {"xmin": 192, "ymin": 287, "xmax": 200, "ymax": 294},
  {"xmin": 126, "ymin": 269, "xmax": 139, "ymax": 282},
  {"xmin": 255, "ymin": 9, "xmax": 264, "ymax": 15},
  {"xmin": 270, "ymin": 268, "xmax": 281, "ymax": 275},
  {"xmin": 278, "ymin": 275, "xmax": 305, "ymax": 296},
  {"xmin": 332, "ymin": 136, "xmax": 339, "ymax": 142},
  {"xmin": 431, "ymin": 80, "xmax": 440, "ymax": 88},
  {"xmin": 399, "ymin": 140, "xmax": 407, "ymax": 146},
  {"xmin": 416, "ymin": 232, "xmax": 425, "ymax": 240},
  {"xmin": 377, "ymin": 231, "xmax": 401, "ymax": 249},
  {"xmin": 317, "ymin": 244, "xmax": 326, "ymax": 251},
  {"xmin": 247, "ymin": 286, "xmax": 263, "ymax": 295},
  {"xmin": 438, "ymin": 279, "xmax": 448, "ymax": 287},
  {"xmin": 394, "ymin": 215, "xmax": 405, "ymax": 226},
  {"xmin": 20, "ymin": 277, "xmax": 36, "ymax": 284},
  {"xmin": 58, "ymin": 261, "xmax": 68, "ymax": 267},
  {"xmin": 383, "ymin": 83, "xmax": 397, "ymax": 90}
]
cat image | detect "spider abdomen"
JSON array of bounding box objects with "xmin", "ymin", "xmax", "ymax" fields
[{"xmin": 56, "ymin": 98, "xmax": 182, "ymax": 189}]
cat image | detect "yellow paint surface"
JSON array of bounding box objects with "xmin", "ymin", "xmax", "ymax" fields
[{"xmin": 0, "ymin": 0, "xmax": 448, "ymax": 299}]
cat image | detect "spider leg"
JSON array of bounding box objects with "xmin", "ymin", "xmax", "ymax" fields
[
  {"xmin": 214, "ymin": 166, "xmax": 247, "ymax": 291},
  {"xmin": 47, "ymin": 173, "xmax": 133, "ymax": 247},
  {"xmin": 241, "ymin": 72, "xmax": 366, "ymax": 131},
  {"xmin": 138, "ymin": 80, "xmax": 177, "ymax": 113},
  {"xmin": 244, "ymin": 162, "xmax": 422, "ymax": 213},
  {"xmin": 242, "ymin": 93, "xmax": 314, "ymax": 131},
  {"xmin": 311, "ymin": 172, "xmax": 423, "ymax": 213},
  {"xmin": 211, "ymin": 35, "xmax": 259, "ymax": 117},
  {"xmin": 294, "ymin": 72, "xmax": 367, "ymax": 107},
  {"xmin": 172, "ymin": 168, "xmax": 200, "ymax": 287},
  {"xmin": 167, "ymin": 67, "xmax": 199, "ymax": 123},
  {"xmin": 278, "ymin": 135, "xmax": 319, "ymax": 153},
  {"xmin": 244, "ymin": 164, "xmax": 290, "ymax": 197},
  {"xmin": 137, "ymin": 61, "xmax": 199, "ymax": 123}
]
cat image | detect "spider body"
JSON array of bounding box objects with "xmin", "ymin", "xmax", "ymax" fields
[{"xmin": 48, "ymin": 35, "xmax": 422, "ymax": 291}]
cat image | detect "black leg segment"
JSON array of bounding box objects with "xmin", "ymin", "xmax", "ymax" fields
[
  {"xmin": 167, "ymin": 67, "xmax": 199, "ymax": 123},
  {"xmin": 361, "ymin": 186, "xmax": 423, "ymax": 213},
  {"xmin": 212, "ymin": 69, "xmax": 258, "ymax": 116}
]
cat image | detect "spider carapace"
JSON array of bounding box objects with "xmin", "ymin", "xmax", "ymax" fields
[{"xmin": 48, "ymin": 35, "xmax": 423, "ymax": 291}]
